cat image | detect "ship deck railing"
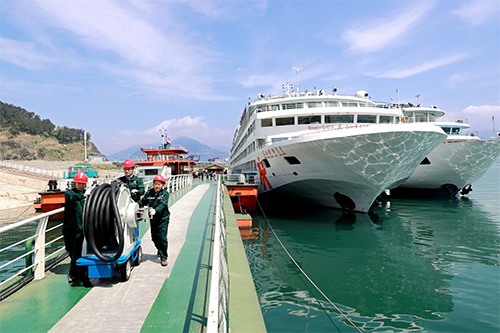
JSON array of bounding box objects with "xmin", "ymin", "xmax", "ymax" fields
[
  {"xmin": 207, "ymin": 176, "xmax": 229, "ymax": 331},
  {"xmin": 143, "ymin": 173, "xmax": 193, "ymax": 192},
  {"xmin": 0, "ymin": 207, "xmax": 66, "ymax": 297}
]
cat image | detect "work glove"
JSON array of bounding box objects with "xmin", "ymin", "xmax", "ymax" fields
[
  {"xmin": 131, "ymin": 189, "xmax": 138, "ymax": 194},
  {"xmin": 84, "ymin": 188, "xmax": 92, "ymax": 197},
  {"xmin": 150, "ymin": 208, "xmax": 156, "ymax": 216}
]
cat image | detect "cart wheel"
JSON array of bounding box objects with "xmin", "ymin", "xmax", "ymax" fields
[
  {"xmin": 133, "ymin": 246, "xmax": 142, "ymax": 266},
  {"xmin": 120, "ymin": 259, "xmax": 132, "ymax": 282}
]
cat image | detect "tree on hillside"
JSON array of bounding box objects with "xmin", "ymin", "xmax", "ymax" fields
[
  {"xmin": 0, "ymin": 101, "xmax": 89, "ymax": 143},
  {"xmin": 55, "ymin": 126, "xmax": 84, "ymax": 144}
]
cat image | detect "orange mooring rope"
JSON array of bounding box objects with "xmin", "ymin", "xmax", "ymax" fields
[{"xmin": 257, "ymin": 198, "xmax": 363, "ymax": 333}]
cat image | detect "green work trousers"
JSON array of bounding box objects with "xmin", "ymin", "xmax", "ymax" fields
[
  {"xmin": 63, "ymin": 228, "xmax": 84, "ymax": 278},
  {"xmin": 151, "ymin": 219, "xmax": 169, "ymax": 260}
]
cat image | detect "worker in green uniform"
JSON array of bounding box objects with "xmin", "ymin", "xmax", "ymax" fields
[
  {"xmin": 62, "ymin": 172, "xmax": 91, "ymax": 287},
  {"xmin": 138, "ymin": 174, "xmax": 170, "ymax": 266},
  {"xmin": 118, "ymin": 159, "xmax": 145, "ymax": 202}
]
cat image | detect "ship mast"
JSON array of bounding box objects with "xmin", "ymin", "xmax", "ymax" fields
[
  {"xmin": 159, "ymin": 127, "xmax": 169, "ymax": 149},
  {"xmin": 291, "ymin": 67, "xmax": 303, "ymax": 94}
]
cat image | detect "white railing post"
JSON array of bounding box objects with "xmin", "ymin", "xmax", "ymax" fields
[
  {"xmin": 33, "ymin": 216, "xmax": 50, "ymax": 279},
  {"xmin": 207, "ymin": 175, "xmax": 229, "ymax": 333}
]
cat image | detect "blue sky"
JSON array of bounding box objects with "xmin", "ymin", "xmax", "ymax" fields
[{"xmin": 1, "ymin": 0, "xmax": 499, "ymax": 155}]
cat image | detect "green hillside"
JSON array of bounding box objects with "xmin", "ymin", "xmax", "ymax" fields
[{"xmin": 0, "ymin": 101, "xmax": 104, "ymax": 160}]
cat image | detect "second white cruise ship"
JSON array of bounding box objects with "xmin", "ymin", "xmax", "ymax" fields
[{"xmin": 228, "ymin": 86, "xmax": 447, "ymax": 212}]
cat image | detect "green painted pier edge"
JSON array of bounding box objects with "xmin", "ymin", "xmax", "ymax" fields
[{"xmin": 0, "ymin": 182, "xmax": 266, "ymax": 332}]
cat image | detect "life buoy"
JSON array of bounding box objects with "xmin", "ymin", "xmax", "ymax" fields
[{"xmin": 402, "ymin": 116, "xmax": 410, "ymax": 123}]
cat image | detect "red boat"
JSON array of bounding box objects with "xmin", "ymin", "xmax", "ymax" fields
[
  {"xmin": 34, "ymin": 180, "xmax": 65, "ymax": 219},
  {"xmin": 135, "ymin": 146, "xmax": 195, "ymax": 175},
  {"xmin": 224, "ymin": 174, "xmax": 258, "ymax": 214}
]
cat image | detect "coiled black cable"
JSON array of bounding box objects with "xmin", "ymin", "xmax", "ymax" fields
[{"xmin": 83, "ymin": 181, "xmax": 124, "ymax": 262}]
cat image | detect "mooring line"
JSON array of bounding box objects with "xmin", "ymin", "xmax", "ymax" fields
[{"xmin": 257, "ymin": 198, "xmax": 363, "ymax": 333}]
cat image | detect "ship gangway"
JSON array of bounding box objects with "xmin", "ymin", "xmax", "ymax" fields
[{"xmin": 0, "ymin": 176, "xmax": 265, "ymax": 332}]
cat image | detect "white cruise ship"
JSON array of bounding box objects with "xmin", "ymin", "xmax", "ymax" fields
[
  {"xmin": 392, "ymin": 105, "xmax": 500, "ymax": 196},
  {"xmin": 228, "ymin": 87, "xmax": 447, "ymax": 212}
]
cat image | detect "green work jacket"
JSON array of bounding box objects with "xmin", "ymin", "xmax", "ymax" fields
[
  {"xmin": 63, "ymin": 189, "xmax": 86, "ymax": 231},
  {"xmin": 118, "ymin": 174, "xmax": 145, "ymax": 202},
  {"xmin": 139, "ymin": 188, "xmax": 170, "ymax": 223}
]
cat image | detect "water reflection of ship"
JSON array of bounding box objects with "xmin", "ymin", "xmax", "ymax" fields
[
  {"xmin": 242, "ymin": 197, "xmax": 500, "ymax": 329},
  {"xmin": 238, "ymin": 213, "xmax": 259, "ymax": 241}
]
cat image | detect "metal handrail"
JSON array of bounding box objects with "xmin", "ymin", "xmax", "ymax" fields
[
  {"xmin": 1, "ymin": 174, "xmax": 194, "ymax": 292},
  {"xmin": 143, "ymin": 174, "xmax": 193, "ymax": 193},
  {"xmin": 207, "ymin": 176, "xmax": 229, "ymax": 332},
  {"xmin": 0, "ymin": 208, "xmax": 65, "ymax": 289}
]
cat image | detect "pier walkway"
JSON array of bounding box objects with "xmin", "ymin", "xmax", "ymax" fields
[{"xmin": 0, "ymin": 182, "xmax": 266, "ymax": 332}]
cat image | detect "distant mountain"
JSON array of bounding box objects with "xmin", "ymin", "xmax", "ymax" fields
[{"xmin": 107, "ymin": 136, "xmax": 228, "ymax": 162}]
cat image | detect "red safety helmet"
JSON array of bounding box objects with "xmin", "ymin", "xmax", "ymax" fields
[
  {"xmin": 123, "ymin": 159, "xmax": 135, "ymax": 168},
  {"xmin": 73, "ymin": 172, "xmax": 88, "ymax": 184},
  {"xmin": 153, "ymin": 174, "xmax": 166, "ymax": 184}
]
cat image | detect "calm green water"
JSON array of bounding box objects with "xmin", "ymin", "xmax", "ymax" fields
[{"xmin": 243, "ymin": 160, "xmax": 500, "ymax": 332}]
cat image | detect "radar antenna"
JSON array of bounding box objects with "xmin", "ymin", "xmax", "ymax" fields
[
  {"xmin": 329, "ymin": 84, "xmax": 341, "ymax": 94},
  {"xmin": 415, "ymin": 94, "xmax": 421, "ymax": 106}
]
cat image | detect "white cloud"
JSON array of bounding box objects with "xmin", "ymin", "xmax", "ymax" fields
[
  {"xmin": 7, "ymin": 0, "xmax": 224, "ymax": 100},
  {"xmin": 240, "ymin": 74, "xmax": 283, "ymax": 88},
  {"xmin": 452, "ymin": 0, "xmax": 500, "ymax": 26},
  {"xmin": 179, "ymin": 0, "xmax": 267, "ymax": 19},
  {"xmin": 369, "ymin": 54, "xmax": 467, "ymax": 79},
  {"xmin": 463, "ymin": 105, "xmax": 500, "ymax": 115},
  {"xmin": 461, "ymin": 105, "xmax": 500, "ymax": 132},
  {"xmin": 448, "ymin": 73, "xmax": 469, "ymax": 87},
  {"xmin": 105, "ymin": 116, "xmax": 232, "ymax": 153},
  {"xmin": 341, "ymin": 2, "xmax": 435, "ymax": 54},
  {"xmin": 0, "ymin": 38, "xmax": 53, "ymax": 70}
]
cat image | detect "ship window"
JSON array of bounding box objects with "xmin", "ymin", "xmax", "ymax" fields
[
  {"xmin": 308, "ymin": 102, "xmax": 321, "ymax": 108},
  {"xmin": 271, "ymin": 137, "xmax": 287, "ymax": 143},
  {"xmin": 357, "ymin": 115, "xmax": 377, "ymax": 123},
  {"xmin": 266, "ymin": 104, "xmax": 279, "ymax": 111},
  {"xmin": 296, "ymin": 103, "xmax": 304, "ymax": 109},
  {"xmin": 261, "ymin": 119, "xmax": 272, "ymax": 127},
  {"xmin": 451, "ymin": 127, "xmax": 461, "ymax": 135},
  {"xmin": 145, "ymin": 169, "xmax": 158, "ymax": 176},
  {"xmin": 284, "ymin": 156, "xmax": 301, "ymax": 165},
  {"xmin": 284, "ymin": 103, "xmax": 298, "ymax": 110},
  {"xmin": 327, "ymin": 101, "xmax": 339, "ymax": 107},
  {"xmin": 380, "ymin": 116, "xmax": 392, "ymax": 123},
  {"xmin": 341, "ymin": 102, "xmax": 348, "ymax": 107},
  {"xmin": 349, "ymin": 102, "xmax": 358, "ymax": 107},
  {"xmin": 325, "ymin": 115, "xmax": 354, "ymax": 123},
  {"xmin": 263, "ymin": 159, "xmax": 271, "ymax": 168},
  {"xmin": 298, "ymin": 115, "xmax": 321, "ymax": 124},
  {"xmin": 441, "ymin": 127, "xmax": 451, "ymax": 134},
  {"xmin": 276, "ymin": 117, "xmax": 295, "ymax": 126}
]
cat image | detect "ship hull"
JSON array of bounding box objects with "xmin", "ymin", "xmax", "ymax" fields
[
  {"xmin": 242, "ymin": 124, "xmax": 446, "ymax": 212},
  {"xmin": 393, "ymin": 139, "xmax": 500, "ymax": 196}
]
